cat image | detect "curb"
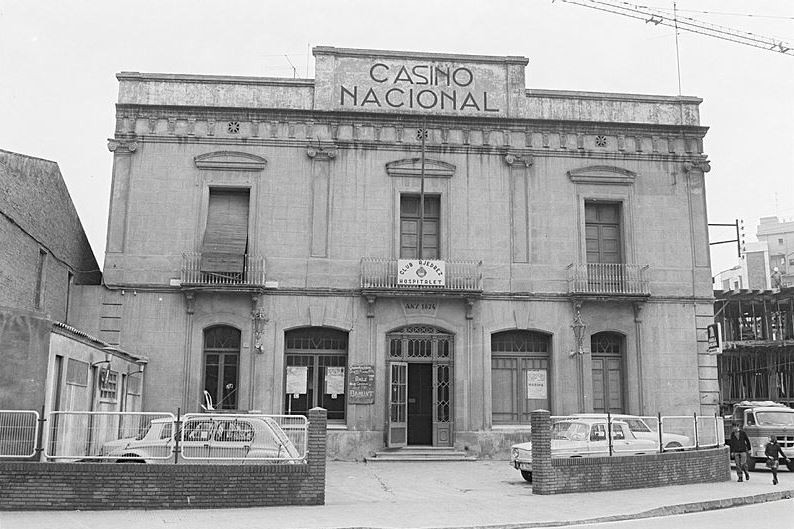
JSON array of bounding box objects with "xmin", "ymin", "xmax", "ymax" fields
[{"xmin": 331, "ymin": 489, "xmax": 794, "ymax": 529}]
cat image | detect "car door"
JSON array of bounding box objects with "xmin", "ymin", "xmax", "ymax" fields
[
  {"xmin": 180, "ymin": 418, "xmax": 215, "ymax": 460},
  {"xmin": 588, "ymin": 423, "xmax": 610, "ymax": 454},
  {"xmin": 211, "ymin": 419, "xmax": 255, "ymax": 460}
]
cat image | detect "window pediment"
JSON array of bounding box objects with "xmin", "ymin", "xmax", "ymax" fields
[
  {"xmin": 567, "ymin": 166, "xmax": 636, "ymax": 185},
  {"xmin": 194, "ymin": 151, "xmax": 267, "ymax": 172},
  {"xmin": 386, "ymin": 158, "xmax": 455, "ymax": 178}
]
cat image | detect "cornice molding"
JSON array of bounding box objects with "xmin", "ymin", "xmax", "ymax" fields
[
  {"xmin": 567, "ymin": 165, "xmax": 637, "ymax": 185},
  {"xmin": 503, "ymin": 152, "xmax": 534, "ymax": 167},
  {"xmin": 194, "ymin": 151, "xmax": 267, "ymax": 171},
  {"xmin": 385, "ymin": 158, "xmax": 456, "ymax": 178}
]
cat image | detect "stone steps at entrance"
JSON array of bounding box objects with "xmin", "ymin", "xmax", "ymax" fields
[{"xmin": 365, "ymin": 446, "xmax": 477, "ymax": 462}]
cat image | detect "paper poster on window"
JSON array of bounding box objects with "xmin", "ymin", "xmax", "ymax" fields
[
  {"xmin": 286, "ymin": 366, "xmax": 308, "ymax": 395},
  {"xmin": 325, "ymin": 367, "xmax": 345, "ymax": 396},
  {"xmin": 526, "ymin": 369, "xmax": 547, "ymax": 400}
]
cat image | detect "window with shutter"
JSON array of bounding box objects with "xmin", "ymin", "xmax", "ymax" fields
[
  {"xmin": 200, "ymin": 189, "xmax": 250, "ymax": 278},
  {"xmin": 400, "ymin": 195, "xmax": 440, "ymax": 259}
]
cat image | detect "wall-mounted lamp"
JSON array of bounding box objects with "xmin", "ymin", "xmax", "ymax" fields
[{"xmin": 570, "ymin": 308, "xmax": 587, "ymax": 357}]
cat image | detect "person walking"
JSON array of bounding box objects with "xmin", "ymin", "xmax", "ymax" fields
[
  {"xmin": 726, "ymin": 425, "xmax": 751, "ymax": 482},
  {"xmin": 764, "ymin": 436, "xmax": 790, "ymax": 485}
]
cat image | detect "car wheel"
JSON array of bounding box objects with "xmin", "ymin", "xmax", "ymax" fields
[
  {"xmin": 746, "ymin": 458, "xmax": 756, "ymax": 472},
  {"xmin": 520, "ymin": 470, "xmax": 533, "ymax": 483},
  {"xmin": 664, "ymin": 442, "xmax": 682, "ymax": 450},
  {"xmin": 786, "ymin": 460, "xmax": 794, "ymax": 472}
]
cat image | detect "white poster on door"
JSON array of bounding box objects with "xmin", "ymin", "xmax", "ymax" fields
[
  {"xmin": 325, "ymin": 367, "xmax": 345, "ymax": 396},
  {"xmin": 286, "ymin": 366, "xmax": 308, "ymax": 395},
  {"xmin": 526, "ymin": 369, "xmax": 547, "ymax": 400}
]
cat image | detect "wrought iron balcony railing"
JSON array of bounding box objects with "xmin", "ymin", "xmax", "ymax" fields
[
  {"xmin": 181, "ymin": 252, "xmax": 266, "ymax": 287},
  {"xmin": 567, "ymin": 263, "xmax": 650, "ymax": 296},
  {"xmin": 361, "ymin": 257, "xmax": 482, "ymax": 292}
]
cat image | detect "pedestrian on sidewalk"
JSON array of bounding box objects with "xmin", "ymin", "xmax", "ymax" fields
[
  {"xmin": 764, "ymin": 436, "xmax": 790, "ymax": 485},
  {"xmin": 726, "ymin": 425, "xmax": 751, "ymax": 482}
]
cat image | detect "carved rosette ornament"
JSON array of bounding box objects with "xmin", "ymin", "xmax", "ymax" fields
[
  {"xmin": 503, "ymin": 152, "xmax": 534, "ymax": 167},
  {"xmin": 107, "ymin": 139, "xmax": 138, "ymax": 154}
]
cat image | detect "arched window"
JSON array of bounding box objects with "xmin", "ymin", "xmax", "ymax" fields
[
  {"xmin": 284, "ymin": 328, "xmax": 348, "ymax": 422},
  {"xmin": 203, "ymin": 326, "xmax": 241, "ymax": 410},
  {"xmin": 591, "ymin": 332, "xmax": 625, "ymax": 413},
  {"xmin": 491, "ymin": 330, "xmax": 551, "ymax": 424}
]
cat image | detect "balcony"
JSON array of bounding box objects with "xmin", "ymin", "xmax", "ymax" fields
[
  {"xmin": 181, "ymin": 252, "xmax": 266, "ymax": 287},
  {"xmin": 361, "ymin": 258, "xmax": 482, "ymax": 293},
  {"xmin": 567, "ymin": 263, "xmax": 650, "ymax": 297}
]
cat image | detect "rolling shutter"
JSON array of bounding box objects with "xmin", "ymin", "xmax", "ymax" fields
[{"xmin": 201, "ymin": 189, "xmax": 250, "ymax": 275}]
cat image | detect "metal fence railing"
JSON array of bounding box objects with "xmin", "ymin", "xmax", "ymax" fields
[
  {"xmin": 23, "ymin": 411, "xmax": 310, "ymax": 463},
  {"xmin": 0, "ymin": 410, "xmax": 39, "ymax": 459},
  {"xmin": 548, "ymin": 413, "xmax": 724, "ymax": 457},
  {"xmin": 46, "ymin": 412, "xmax": 175, "ymax": 461}
]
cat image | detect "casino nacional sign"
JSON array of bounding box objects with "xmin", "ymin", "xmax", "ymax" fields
[{"xmin": 313, "ymin": 47, "xmax": 529, "ymax": 118}]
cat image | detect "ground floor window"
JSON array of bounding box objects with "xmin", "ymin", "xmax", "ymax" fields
[
  {"xmin": 591, "ymin": 332, "xmax": 624, "ymax": 413},
  {"xmin": 284, "ymin": 327, "xmax": 348, "ymax": 422},
  {"xmin": 203, "ymin": 325, "xmax": 241, "ymax": 410},
  {"xmin": 491, "ymin": 330, "xmax": 551, "ymax": 424}
]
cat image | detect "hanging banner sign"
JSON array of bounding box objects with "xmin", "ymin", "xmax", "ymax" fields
[
  {"xmin": 325, "ymin": 367, "xmax": 346, "ymax": 397},
  {"xmin": 397, "ymin": 259, "xmax": 445, "ymax": 286},
  {"xmin": 286, "ymin": 366, "xmax": 308, "ymax": 395},
  {"xmin": 526, "ymin": 369, "xmax": 547, "ymax": 400}
]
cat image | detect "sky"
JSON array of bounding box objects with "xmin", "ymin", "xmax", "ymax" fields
[{"xmin": 1, "ymin": 0, "xmax": 792, "ymax": 277}]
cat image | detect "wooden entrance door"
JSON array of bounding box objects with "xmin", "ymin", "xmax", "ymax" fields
[
  {"xmin": 388, "ymin": 362, "xmax": 408, "ymax": 447},
  {"xmin": 408, "ymin": 363, "xmax": 433, "ymax": 445}
]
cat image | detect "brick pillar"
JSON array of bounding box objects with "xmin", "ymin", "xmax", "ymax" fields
[
  {"xmin": 307, "ymin": 407, "xmax": 327, "ymax": 504},
  {"xmin": 531, "ymin": 409, "xmax": 554, "ymax": 495}
]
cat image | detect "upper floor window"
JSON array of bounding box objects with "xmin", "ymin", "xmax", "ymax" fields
[
  {"xmin": 200, "ymin": 188, "xmax": 250, "ymax": 280},
  {"xmin": 400, "ymin": 194, "xmax": 440, "ymax": 259},
  {"xmin": 585, "ymin": 202, "xmax": 622, "ymax": 264},
  {"xmin": 34, "ymin": 249, "xmax": 47, "ymax": 309}
]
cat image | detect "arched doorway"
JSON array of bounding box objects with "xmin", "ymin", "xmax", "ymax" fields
[
  {"xmin": 491, "ymin": 330, "xmax": 551, "ymax": 424},
  {"xmin": 386, "ymin": 325, "xmax": 453, "ymax": 447},
  {"xmin": 202, "ymin": 325, "xmax": 241, "ymax": 410},
  {"xmin": 591, "ymin": 332, "xmax": 625, "ymax": 413}
]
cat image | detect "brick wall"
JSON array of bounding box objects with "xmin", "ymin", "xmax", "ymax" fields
[
  {"xmin": 0, "ymin": 408, "xmax": 326, "ymax": 510},
  {"xmin": 530, "ymin": 410, "xmax": 731, "ymax": 495}
]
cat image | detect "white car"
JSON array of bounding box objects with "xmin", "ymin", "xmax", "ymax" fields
[
  {"xmin": 101, "ymin": 415, "xmax": 301, "ymax": 464},
  {"xmin": 572, "ymin": 414, "xmax": 690, "ymax": 449},
  {"xmin": 510, "ymin": 418, "xmax": 659, "ymax": 482}
]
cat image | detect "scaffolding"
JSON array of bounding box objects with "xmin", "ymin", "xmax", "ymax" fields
[{"xmin": 715, "ymin": 287, "xmax": 794, "ymax": 414}]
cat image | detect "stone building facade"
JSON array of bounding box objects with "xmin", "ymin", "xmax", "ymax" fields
[{"xmin": 76, "ymin": 47, "xmax": 716, "ymax": 458}]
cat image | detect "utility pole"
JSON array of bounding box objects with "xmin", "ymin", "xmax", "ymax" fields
[{"xmin": 417, "ymin": 120, "xmax": 428, "ymax": 260}]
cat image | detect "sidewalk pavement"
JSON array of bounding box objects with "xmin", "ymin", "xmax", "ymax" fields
[{"xmin": 1, "ymin": 460, "xmax": 792, "ymax": 529}]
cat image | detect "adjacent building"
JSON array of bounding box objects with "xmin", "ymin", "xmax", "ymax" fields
[
  {"xmin": 73, "ymin": 47, "xmax": 715, "ymax": 458},
  {"xmin": 0, "ymin": 150, "xmax": 144, "ymax": 425}
]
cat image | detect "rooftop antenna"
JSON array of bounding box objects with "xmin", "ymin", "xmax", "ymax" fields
[
  {"xmin": 284, "ymin": 54, "xmax": 297, "ymax": 79},
  {"xmin": 673, "ymin": 2, "xmax": 682, "ymax": 96}
]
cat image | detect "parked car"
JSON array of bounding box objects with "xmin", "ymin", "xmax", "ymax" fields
[
  {"xmin": 572, "ymin": 414, "xmax": 691, "ymax": 449},
  {"xmin": 101, "ymin": 415, "xmax": 301, "ymax": 464},
  {"xmin": 510, "ymin": 418, "xmax": 659, "ymax": 482}
]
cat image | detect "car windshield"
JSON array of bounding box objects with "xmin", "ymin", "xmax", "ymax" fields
[
  {"xmin": 135, "ymin": 422, "xmax": 155, "ymax": 440},
  {"xmin": 755, "ymin": 411, "xmax": 794, "ymax": 426},
  {"xmin": 551, "ymin": 421, "xmax": 573, "ymax": 439}
]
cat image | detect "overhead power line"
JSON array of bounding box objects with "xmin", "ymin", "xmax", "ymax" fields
[{"xmin": 556, "ymin": 0, "xmax": 793, "ymax": 56}]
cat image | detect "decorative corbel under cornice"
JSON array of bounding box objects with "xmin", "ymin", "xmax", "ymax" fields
[
  {"xmin": 683, "ymin": 160, "xmax": 711, "ymax": 174},
  {"xmin": 107, "ymin": 139, "xmax": 138, "ymax": 154},
  {"xmin": 306, "ymin": 144, "xmax": 338, "ymax": 161},
  {"xmin": 503, "ymin": 152, "xmax": 534, "ymax": 167}
]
